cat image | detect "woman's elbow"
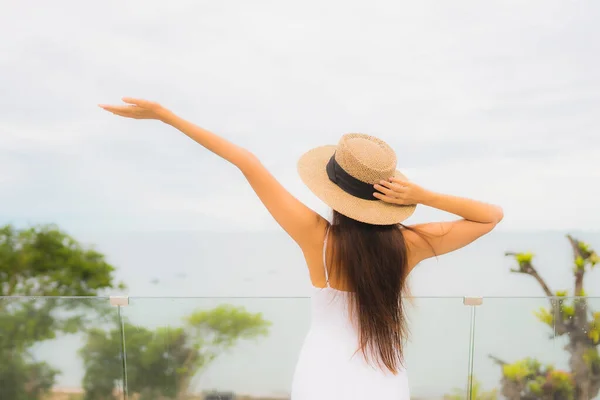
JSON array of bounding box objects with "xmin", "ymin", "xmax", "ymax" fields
[
  {"xmin": 491, "ymin": 206, "xmax": 504, "ymax": 226},
  {"xmin": 236, "ymin": 149, "xmax": 262, "ymax": 176}
]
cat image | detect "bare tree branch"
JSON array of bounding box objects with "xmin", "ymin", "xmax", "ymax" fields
[
  {"xmin": 567, "ymin": 235, "xmax": 586, "ymax": 259},
  {"xmin": 567, "ymin": 235, "xmax": 586, "ymax": 295},
  {"xmin": 566, "ymin": 235, "xmax": 589, "ymax": 330},
  {"xmin": 488, "ymin": 354, "xmax": 507, "ymax": 366},
  {"xmin": 505, "ymin": 252, "xmax": 568, "ymax": 335}
]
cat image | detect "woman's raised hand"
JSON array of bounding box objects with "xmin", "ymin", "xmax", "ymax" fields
[
  {"xmin": 99, "ymin": 98, "xmax": 172, "ymax": 121},
  {"xmin": 373, "ymin": 178, "xmax": 429, "ymax": 206}
]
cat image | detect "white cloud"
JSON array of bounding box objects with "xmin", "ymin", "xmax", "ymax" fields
[{"xmin": 1, "ymin": 0, "xmax": 599, "ymax": 231}]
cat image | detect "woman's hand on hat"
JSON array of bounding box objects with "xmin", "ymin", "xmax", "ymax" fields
[
  {"xmin": 98, "ymin": 98, "xmax": 173, "ymax": 122},
  {"xmin": 373, "ymin": 178, "xmax": 427, "ymax": 206}
]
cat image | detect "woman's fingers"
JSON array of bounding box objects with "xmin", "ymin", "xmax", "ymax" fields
[
  {"xmin": 373, "ymin": 192, "xmax": 395, "ymax": 203},
  {"xmin": 378, "ymin": 180, "xmax": 407, "ymax": 193},
  {"xmin": 99, "ymin": 104, "xmax": 141, "ymax": 119},
  {"xmin": 100, "ymin": 99, "xmax": 152, "ymax": 113},
  {"xmin": 373, "ymin": 179, "xmax": 412, "ymax": 205},
  {"xmin": 390, "ymin": 177, "xmax": 409, "ymax": 186},
  {"xmin": 373, "ymin": 183, "xmax": 396, "ymax": 197},
  {"xmin": 108, "ymin": 110, "xmax": 134, "ymax": 118},
  {"xmin": 384, "ymin": 179, "xmax": 407, "ymax": 189},
  {"xmin": 99, "ymin": 100, "xmax": 167, "ymax": 121},
  {"xmin": 99, "ymin": 105, "xmax": 128, "ymax": 112},
  {"xmin": 373, "ymin": 192, "xmax": 406, "ymax": 205},
  {"xmin": 122, "ymin": 97, "xmax": 152, "ymax": 107}
]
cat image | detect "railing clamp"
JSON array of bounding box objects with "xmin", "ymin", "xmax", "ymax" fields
[
  {"xmin": 463, "ymin": 296, "xmax": 483, "ymax": 306},
  {"xmin": 109, "ymin": 295, "xmax": 129, "ymax": 307}
]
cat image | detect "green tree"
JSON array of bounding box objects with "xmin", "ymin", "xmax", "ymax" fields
[
  {"xmin": 79, "ymin": 304, "xmax": 271, "ymax": 400},
  {"xmin": 0, "ymin": 355, "xmax": 58, "ymax": 400},
  {"xmin": 0, "ymin": 224, "xmax": 122, "ymax": 400},
  {"xmin": 491, "ymin": 235, "xmax": 599, "ymax": 400}
]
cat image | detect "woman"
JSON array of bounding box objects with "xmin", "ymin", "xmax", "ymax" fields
[{"xmin": 100, "ymin": 98, "xmax": 503, "ymax": 399}]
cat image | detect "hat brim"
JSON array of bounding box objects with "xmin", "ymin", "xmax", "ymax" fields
[{"xmin": 297, "ymin": 145, "xmax": 416, "ymax": 225}]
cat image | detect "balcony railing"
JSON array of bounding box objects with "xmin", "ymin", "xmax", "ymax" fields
[{"xmin": 1, "ymin": 295, "xmax": 599, "ymax": 400}]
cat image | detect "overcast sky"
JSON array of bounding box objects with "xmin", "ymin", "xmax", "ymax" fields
[{"xmin": 1, "ymin": 0, "xmax": 599, "ymax": 233}]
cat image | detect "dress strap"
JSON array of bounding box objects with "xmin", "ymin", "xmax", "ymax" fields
[{"xmin": 322, "ymin": 226, "xmax": 331, "ymax": 287}]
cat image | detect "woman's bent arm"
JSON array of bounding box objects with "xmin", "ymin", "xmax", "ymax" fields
[
  {"xmin": 419, "ymin": 191, "xmax": 504, "ymax": 225},
  {"xmin": 374, "ymin": 178, "xmax": 503, "ymax": 266}
]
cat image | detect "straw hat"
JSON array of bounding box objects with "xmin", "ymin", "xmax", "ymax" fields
[{"xmin": 297, "ymin": 133, "xmax": 416, "ymax": 225}]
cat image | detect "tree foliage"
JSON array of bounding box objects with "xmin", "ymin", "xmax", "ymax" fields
[
  {"xmin": 0, "ymin": 224, "xmax": 123, "ymax": 297},
  {"xmin": 0, "ymin": 354, "xmax": 58, "ymax": 400},
  {"xmin": 494, "ymin": 358, "xmax": 575, "ymax": 400},
  {"xmin": 0, "ymin": 224, "xmax": 122, "ymax": 400},
  {"xmin": 493, "ymin": 236, "xmax": 600, "ymax": 400},
  {"xmin": 79, "ymin": 305, "xmax": 271, "ymax": 399}
]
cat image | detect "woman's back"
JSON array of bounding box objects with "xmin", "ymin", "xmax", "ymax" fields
[{"xmin": 291, "ymin": 227, "xmax": 411, "ymax": 400}]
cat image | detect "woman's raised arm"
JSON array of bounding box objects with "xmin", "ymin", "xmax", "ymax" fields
[{"xmin": 100, "ymin": 98, "xmax": 325, "ymax": 248}]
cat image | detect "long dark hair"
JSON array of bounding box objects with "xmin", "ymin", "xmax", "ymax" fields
[{"xmin": 327, "ymin": 210, "xmax": 426, "ymax": 374}]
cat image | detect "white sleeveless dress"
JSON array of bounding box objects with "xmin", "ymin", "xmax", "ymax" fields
[{"xmin": 290, "ymin": 228, "xmax": 410, "ymax": 399}]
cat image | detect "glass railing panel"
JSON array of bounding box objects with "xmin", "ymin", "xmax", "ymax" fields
[
  {"xmin": 403, "ymin": 296, "xmax": 474, "ymax": 400},
  {"xmin": 120, "ymin": 297, "xmax": 310, "ymax": 399},
  {"xmin": 0, "ymin": 296, "xmax": 125, "ymax": 400},
  {"xmin": 471, "ymin": 297, "xmax": 568, "ymax": 400},
  {"xmin": 118, "ymin": 296, "xmax": 474, "ymax": 400}
]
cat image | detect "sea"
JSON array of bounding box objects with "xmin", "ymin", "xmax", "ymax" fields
[{"xmin": 20, "ymin": 230, "xmax": 600, "ymax": 399}]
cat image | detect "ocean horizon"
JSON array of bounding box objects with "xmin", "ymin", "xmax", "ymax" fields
[{"xmin": 13, "ymin": 229, "xmax": 600, "ymax": 398}]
